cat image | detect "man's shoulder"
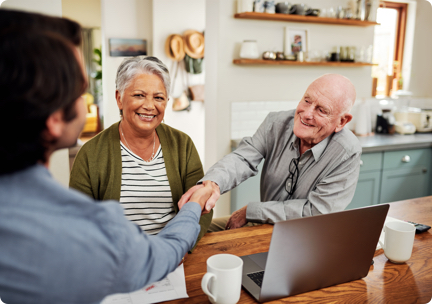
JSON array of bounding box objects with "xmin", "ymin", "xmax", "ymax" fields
[
  {"xmin": 332, "ymin": 128, "xmax": 362, "ymax": 155},
  {"xmin": 262, "ymin": 109, "xmax": 296, "ymax": 132},
  {"xmin": 0, "ymin": 166, "xmax": 133, "ymax": 303},
  {"xmin": 267, "ymin": 109, "xmax": 296, "ymax": 122}
]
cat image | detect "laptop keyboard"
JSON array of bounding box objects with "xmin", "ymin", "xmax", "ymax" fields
[{"xmin": 247, "ymin": 271, "xmax": 265, "ymax": 287}]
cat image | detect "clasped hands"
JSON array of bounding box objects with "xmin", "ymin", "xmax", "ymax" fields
[{"xmin": 179, "ymin": 181, "xmax": 248, "ymax": 230}]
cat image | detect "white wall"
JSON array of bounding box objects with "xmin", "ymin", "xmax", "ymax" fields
[
  {"xmin": 408, "ymin": 0, "xmax": 432, "ymax": 96},
  {"xmin": 152, "ymin": 0, "xmax": 206, "ymax": 164},
  {"xmin": 62, "ymin": 0, "xmax": 102, "ymax": 50},
  {"xmin": 1, "ymin": 0, "xmax": 61, "ymax": 15},
  {"xmin": 101, "ymin": 0, "xmax": 153, "ymax": 129},
  {"xmin": 101, "ymin": 0, "xmax": 206, "ymax": 164},
  {"xmin": 205, "ymin": 0, "xmax": 376, "ymax": 216}
]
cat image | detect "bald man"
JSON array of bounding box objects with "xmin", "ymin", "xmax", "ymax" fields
[{"xmin": 179, "ymin": 74, "xmax": 362, "ymax": 231}]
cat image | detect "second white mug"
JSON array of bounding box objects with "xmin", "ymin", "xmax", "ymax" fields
[
  {"xmin": 379, "ymin": 221, "xmax": 415, "ymax": 263},
  {"xmin": 201, "ymin": 254, "xmax": 243, "ymax": 304}
]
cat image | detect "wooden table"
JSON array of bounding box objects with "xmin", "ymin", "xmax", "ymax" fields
[{"xmin": 163, "ymin": 197, "xmax": 432, "ymax": 303}]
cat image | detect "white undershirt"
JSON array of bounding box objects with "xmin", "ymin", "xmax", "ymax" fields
[{"xmin": 119, "ymin": 141, "xmax": 175, "ymax": 235}]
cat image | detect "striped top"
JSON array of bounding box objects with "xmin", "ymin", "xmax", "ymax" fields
[{"xmin": 119, "ymin": 141, "xmax": 175, "ymax": 235}]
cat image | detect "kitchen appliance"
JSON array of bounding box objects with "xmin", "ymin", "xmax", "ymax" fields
[
  {"xmin": 376, "ymin": 111, "xmax": 395, "ymax": 134},
  {"xmin": 394, "ymin": 108, "xmax": 432, "ymax": 133}
]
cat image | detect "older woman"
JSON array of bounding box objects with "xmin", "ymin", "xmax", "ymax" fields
[{"xmin": 70, "ymin": 56, "xmax": 212, "ymax": 244}]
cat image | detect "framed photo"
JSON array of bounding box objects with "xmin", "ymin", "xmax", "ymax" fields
[
  {"xmin": 109, "ymin": 38, "xmax": 147, "ymax": 57},
  {"xmin": 284, "ymin": 27, "xmax": 308, "ymax": 56}
]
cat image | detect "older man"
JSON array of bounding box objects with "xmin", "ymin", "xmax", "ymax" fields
[{"xmin": 179, "ymin": 74, "xmax": 361, "ymax": 231}]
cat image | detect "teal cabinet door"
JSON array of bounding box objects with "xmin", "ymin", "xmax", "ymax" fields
[
  {"xmin": 230, "ymin": 161, "xmax": 263, "ymax": 213},
  {"xmin": 346, "ymin": 171, "xmax": 381, "ymax": 210},
  {"xmin": 379, "ymin": 166, "xmax": 430, "ymax": 203}
]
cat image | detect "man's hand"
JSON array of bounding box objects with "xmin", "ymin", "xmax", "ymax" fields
[
  {"xmin": 178, "ymin": 184, "xmax": 203, "ymax": 210},
  {"xmin": 189, "ymin": 182, "xmax": 214, "ymax": 212},
  {"xmin": 178, "ymin": 180, "xmax": 220, "ymax": 214},
  {"xmin": 225, "ymin": 205, "xmax": 248, "ymax": 230}
]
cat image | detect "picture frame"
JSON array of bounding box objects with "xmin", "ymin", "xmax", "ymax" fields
[
  {"xmin": 109, "ymin": 38, "xmax": 147, "ymax": 57},
  {"xmin": 284, "ymin": 27, "xmax": 308, "ymax": 56}
]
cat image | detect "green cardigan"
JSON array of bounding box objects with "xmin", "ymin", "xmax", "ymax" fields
[{"xmin": 69, "ymin": 122, "xmax": 212, "ymax": 247}]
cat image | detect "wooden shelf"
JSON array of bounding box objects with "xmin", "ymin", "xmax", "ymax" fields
[
  {"xmin": 234, "ymin": 12, "xmax": 379, "ymax": 27},
  {"xmin": 233, "ymin": 59, "xmax": 375, "ymax": 67}
]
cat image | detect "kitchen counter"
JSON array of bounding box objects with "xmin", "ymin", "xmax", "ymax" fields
[
  {"xmin": 357, "ymin": 133, "xmax": 432, "ymax": 153},
  {"xmin": 231, "ymin": 133, "xmax": 432, "ymax": 153}
]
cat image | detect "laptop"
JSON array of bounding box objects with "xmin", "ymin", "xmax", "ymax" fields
[{"xmin": 240, "ymin": 204, "xmax": 389, "ymax": 302}]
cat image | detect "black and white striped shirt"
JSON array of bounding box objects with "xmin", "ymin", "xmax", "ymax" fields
[{"xmin": 120, "ymin": 142, "xmax": 175, "ymax": 235}]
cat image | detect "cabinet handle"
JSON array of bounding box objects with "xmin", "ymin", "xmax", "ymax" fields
[
  {"xmin": 360, "ymin": 160, "xmax": 364, "ymax": 166},
  {"xmin": 401, "ymin": 155, "xmax": 410, "ymax": 163}
]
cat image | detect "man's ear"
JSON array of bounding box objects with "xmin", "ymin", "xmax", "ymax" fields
[
  {"xmin": 45, "ymin": 110, "xmax": 65, "ymax": 141},
  {"xmin": 335, "ymin": 113, "xmax": 353, "ymax": 133}
]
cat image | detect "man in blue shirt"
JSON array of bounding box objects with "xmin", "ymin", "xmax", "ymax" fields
[{"xmin": 0, "ymin": 9, "xmax": 212, "ymax": 304}]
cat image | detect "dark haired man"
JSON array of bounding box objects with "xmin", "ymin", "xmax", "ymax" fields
[{"xmin": 0, "ymin": 9, "xmax": 212, "ymax": 304}]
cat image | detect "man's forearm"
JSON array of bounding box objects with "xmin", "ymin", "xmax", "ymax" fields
[{"xmin": 246, "ymin": 199, "xmax": 309, "ymax": 223}]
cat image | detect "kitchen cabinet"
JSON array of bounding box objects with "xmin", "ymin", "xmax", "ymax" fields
[
  {"xmin": 379, "ymin": 149, "xmax": 432, "ymax": 203},
  {"xmin": 346, "ymin": 152, "xmax": 382, "ymax": 209},
  {"xmin": 347, "ymin": 148, "xmax": 432, "ymax": 209}
]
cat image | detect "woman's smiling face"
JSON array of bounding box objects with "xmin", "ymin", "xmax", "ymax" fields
[{"xmin": 116, "ymin": 72, "xmax": 167, "ymax": 135}]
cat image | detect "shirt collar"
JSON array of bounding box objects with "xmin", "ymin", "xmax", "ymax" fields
[{"xmin": 289, "ymin": 133, "xmax": 333, "ymax": 162}]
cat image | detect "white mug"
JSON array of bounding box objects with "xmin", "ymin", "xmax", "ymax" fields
[
  {"xmin": 239, "ymin": 40, "xmax": 259, "ymax": 59},
  {"xmin": 379, "ymin": 221, "xmax": 415, "ymax": 263},
  {"xmin": 201, "ymin": 254, "xmax": 243, "ymax": 304},
  {"xmin": 237, "ymin": 0, "xmax": 254, "ymax": 13}
]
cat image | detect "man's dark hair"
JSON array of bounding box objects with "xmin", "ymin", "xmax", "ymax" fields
[
  {"xmin": 0, "ymin": 26, "xmax": 86, "ymax": 174},
  {"xmin": 0, "ymin": 9, "xmax": 82, "ymax": 46}
]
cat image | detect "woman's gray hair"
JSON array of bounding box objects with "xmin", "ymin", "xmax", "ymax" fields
[{"xmin": 115, "ymin": 56, "xmax": 171, "ymax": 98}]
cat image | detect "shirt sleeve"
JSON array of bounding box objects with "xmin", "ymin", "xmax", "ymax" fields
[
  {"xmin": 199, "ymin": 114, "xmax": 272, "ymax": 194},
  {"xmin": 246, "ymin": 153, "xmax": 361, "ymax": 223},
  {"xmin": 111, "ymin": 202, "xmax": 202, "ymax": 293}
]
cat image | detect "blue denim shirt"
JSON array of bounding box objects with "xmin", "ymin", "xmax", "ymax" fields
[{"xmin": 0, "ymin": 165, "xmax": 201, "ymax": 304}]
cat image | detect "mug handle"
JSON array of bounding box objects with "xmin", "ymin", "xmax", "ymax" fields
[
  {"xmin": 201, "ymin": 273, "xmax": 217, "ymax": 303},
  {"xmin": 378, "ymin": 226, "xmax": 386, "ymax": 250}
]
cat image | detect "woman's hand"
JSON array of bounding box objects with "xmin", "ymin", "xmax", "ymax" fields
[{"xmin": 178, "ymin": 181, "xmax": 220, "ymax": 214}]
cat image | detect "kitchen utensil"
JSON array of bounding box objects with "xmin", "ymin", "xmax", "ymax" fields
[
  {"xmin": 262, "ymin": 51, "xmax": 276, "ymax": 60},
  {"xmin": 237, "ymin": 0, "xmax": 254, "ymax": 13},
  {"xmin": 264, "ymin": 0, "xmax": 276, "ymax": 13},
  {"xmin": 395, "ymin": 122, "xmax": 416, "ymax": 135},
  {"xmin": 276, "ymin": 51, "xmax": 285, "ymax": 60},
  {"xmin": 305, "ymin": 8, "xmax": 320, "ymax": 16},
  {"xmin": 275, "ymin": 2, "xmax": 290, "ymax": 13},
  {"xmin": 289, "ymin": 3, "xmax": 306, "ymax": 15},
  {"xmin": 240, "ymin": 40, "xmax": 259, "ymax": 59}
]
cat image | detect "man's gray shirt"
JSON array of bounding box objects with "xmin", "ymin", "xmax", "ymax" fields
[{"xmin": 202, "ymin": 110, "xmax": 362, "ymax": 223}]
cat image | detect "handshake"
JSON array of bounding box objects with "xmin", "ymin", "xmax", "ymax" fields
[{"xmin": 179, "ymin": 180, "xmax": 221, "ymax": 214}]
